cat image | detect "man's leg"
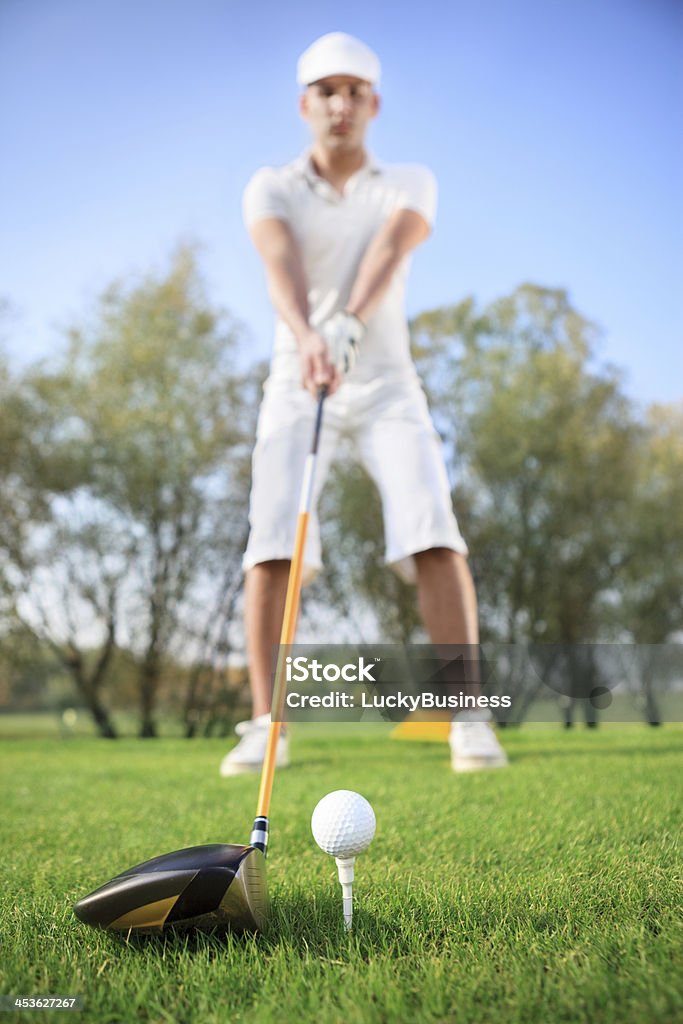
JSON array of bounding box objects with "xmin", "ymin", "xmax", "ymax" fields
[
  {"xmin": 414, "ymin": 546, "xmax": 508, "ymax": 771},
  {"xmin": 220, "ymin": 382, "xmax": 337, "ymax": 775},
  {"xmin": 220, "ymin": 559, "xmax": 291, "ymax": 775},
  {"xmin": 244, "ymin": 560, "xmax": 291, "ymax": 717},
  {"xmin": 352, "ymin": 379, "xmax": 508, "ymax": 770},
  {"xmin": 414, "ymin": 544, "xmax": 482, "ymax": 694},
  {"xmin": 414, "ymin": 547, "xmax": 478, "ymax": 645}
]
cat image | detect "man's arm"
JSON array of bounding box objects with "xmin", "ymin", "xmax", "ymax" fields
[
  {"xmin": 249, "ymin": 217, "xmax": 340, "ymax": 395},
  {"xmin": 345, "ymin": 208, "xmax": 430, "ymax": 325}
]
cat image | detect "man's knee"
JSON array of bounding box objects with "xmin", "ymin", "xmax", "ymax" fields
[
  {"xmin": 246, "ymin": 559, "xmax": 291, "ymax": 581},
  {"xmin": 414, "ymin": 546, "xmax": 466, "ymax": 570}
]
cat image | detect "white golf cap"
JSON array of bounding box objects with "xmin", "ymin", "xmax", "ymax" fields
[{"xmin": 297, "ymin": 32, "xmax": 381, "ymax": 87}]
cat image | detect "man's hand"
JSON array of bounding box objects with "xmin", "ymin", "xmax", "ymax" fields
[
  {"xmin": 298, "ymin": 312, "xmax": 365, "ymax": 397},
  {"xmin": 299, "ymin": 328, "xmax": 341, "ymax": 397},
  {"xmin": 320, "ymin": 311, "xmax": 365, "ymax": 374}
]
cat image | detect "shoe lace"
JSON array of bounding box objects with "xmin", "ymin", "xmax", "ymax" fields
[
  {"xmin": 231, "ymin": 720, "xmax": 269, "ymax": 758},
  {"xmin": 455, "ymin": 721, "xmax": 501, "ymax": 755}
]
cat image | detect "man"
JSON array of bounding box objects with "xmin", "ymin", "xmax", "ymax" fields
[{"xmin": 220, "ymin": 32, "xmax": 508, "ymax": 775}]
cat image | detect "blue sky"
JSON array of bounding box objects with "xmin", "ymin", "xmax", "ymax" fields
[{"xmin": 1, "ymin": 0, "xmax": 681, "ymax": 407}]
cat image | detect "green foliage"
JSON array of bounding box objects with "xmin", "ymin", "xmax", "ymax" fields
[
  {"xmin": 412, "ymin": 284, "xmax": 641, "ymax": 642},
  {"xmin": 0, "ymin": 350, "xmax": 51, "ymax": 572},
  {"xmin": 308, "ymin": 283, "xmax": 681, "ymax": 649},
  {"xmin": 618, "ymin": 403, "xmax": 683, "ymax": 642},
  {"xmin": 26, "ymin": 245, "xmax": 251, "ymax": 519},
  {"xmin": 316, "ymin": 454, "xmax": 422, "ymax": 643},
  {"xmin": 1, "ymin": 247, "xmax": 257, "ymax": 734},
  {"xmin": 0, "ymin": 624, "xmax": 65, "ymax": 711}
]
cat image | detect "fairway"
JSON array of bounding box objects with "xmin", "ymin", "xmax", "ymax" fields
[{"xmin": 1, "ymin": 725, "xmax": 681, "ymax": 1024}]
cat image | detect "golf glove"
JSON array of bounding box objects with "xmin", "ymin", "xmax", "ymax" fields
[{"xmin": 320, "ymin": 311, "xmax": 365, "ymax": 375}]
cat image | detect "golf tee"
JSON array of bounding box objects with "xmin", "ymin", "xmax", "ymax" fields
[{"xmin": 335, "ymin": 856, "xmax": 355, "ymax": 931}]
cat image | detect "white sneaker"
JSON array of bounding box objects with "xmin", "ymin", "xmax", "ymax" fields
[
  {"xmin": 219, "ymin": 714, "xmax": 289, "ymax": 777},
  {"xmin": 449, "ymin": 712, "xmax": 509, "ymax": 773}
]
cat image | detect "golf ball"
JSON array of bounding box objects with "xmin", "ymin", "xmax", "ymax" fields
[{"xmin": 311, "ymin": 790, "xmax": 376, "ymax": 858}]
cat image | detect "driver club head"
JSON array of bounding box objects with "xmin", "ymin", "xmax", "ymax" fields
[{"xmin": 74, "ymin": 843, "xmax": 269, "ymax": 934}]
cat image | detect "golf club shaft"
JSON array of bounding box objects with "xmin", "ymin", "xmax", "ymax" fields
[{"xmin": 252, "ymin": 388, "xmax": 327, "ymax": 847}]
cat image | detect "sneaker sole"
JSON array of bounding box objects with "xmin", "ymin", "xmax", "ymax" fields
[
  {"xmin": 451, "ymin": 755, "xmax": 509, "ymax": 773},
  {"xmin": 219, "ymin": 756, "xmax": 290, "ymax": 778}
]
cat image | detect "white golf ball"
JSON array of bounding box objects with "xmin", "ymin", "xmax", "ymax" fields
[{"xmin": 311, "ymin": 790, "xmax": 376, "ymax": 858}]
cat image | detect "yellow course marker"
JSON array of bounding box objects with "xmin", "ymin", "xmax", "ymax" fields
[{"xmin": 390, "ymin": 715, "xmax": 451, "ymax": 742}]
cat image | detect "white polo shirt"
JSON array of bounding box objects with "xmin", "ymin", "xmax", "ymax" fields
[{"xmin": 243, "ymin": 151, "xmax": 437, "ymax": 382}]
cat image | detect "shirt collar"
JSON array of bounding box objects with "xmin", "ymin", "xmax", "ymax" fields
[{"xmin": 295, "ymin": 149, "xmax": 383, "ymax": 185}]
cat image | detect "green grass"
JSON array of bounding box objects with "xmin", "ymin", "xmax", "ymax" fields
[
  {"xmin": 0, "ymin": 725, "xmax": 681, "ymax": 1024},
  {"xmin": 0, "ymin": 711, "xmax": 200, "ymax": 740}
]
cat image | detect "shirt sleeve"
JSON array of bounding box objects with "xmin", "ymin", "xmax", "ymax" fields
[
  {"xmin": 391, "ymin": 166, "xmax": 438, "ymax": 228},
  {"xmin": 242, "ymin": 167, "xmax": 290, "ymax": 228}
]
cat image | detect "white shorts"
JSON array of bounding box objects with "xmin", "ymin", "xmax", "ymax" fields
[{"xmin": 243, "ymin": 371, "xmax": 468, "ymax": 584}]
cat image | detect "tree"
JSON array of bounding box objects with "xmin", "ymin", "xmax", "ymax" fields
[
  {"xmin": 0, "ymin": 623, "xmax": 65, "ymax": 713},
  {"xmin": 10, "ymin": 508, "xmax": 130, "ymax": 737},
  {"xmin": 11, "ymin": 246, "xmax": 256, "ymax": 735},
  {"xmin": 0, "ymin": 333, "xmax": 62, "ymax": 714},
  {"xmin": 312, "ymin": 284, "xmax": 644, "ymax": 724},
  {"xmin": 314, "ymin": 454, "xmax": 422, "ymax": 643},
  {"xmin": 614, "ymin": 402, "xmax": 683, "ymax": 724},
  {"xmin": 619, "ymin": 402, "xmax": 683, "ymax": 643},
  {"xmin": 0, "ymin": 345, "xmax": 51, "ymax": 583},
  {"xmin": 411, "ymin": 283, "xmax": 639, "ymax": 647}
]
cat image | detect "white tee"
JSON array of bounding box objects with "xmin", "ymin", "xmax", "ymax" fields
[{"xmin": 243, "ymin": 151, "xmax": 437, "ymax": 382}]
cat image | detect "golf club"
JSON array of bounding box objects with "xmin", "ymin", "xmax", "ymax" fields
[{"xmin": 73, "ymin": 388, "xmax": 328, "ymax": 934}]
